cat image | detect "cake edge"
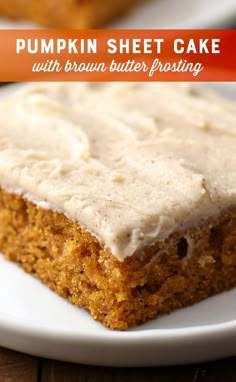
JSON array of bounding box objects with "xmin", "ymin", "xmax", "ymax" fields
[{"xmin": 0, "ymin": 186, "xmax": 236, "ymax": 330}]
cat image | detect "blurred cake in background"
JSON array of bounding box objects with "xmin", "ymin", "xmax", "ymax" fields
[{"xmin": 0, "ymin": 0, "xmax": 142, "ymax": 28}]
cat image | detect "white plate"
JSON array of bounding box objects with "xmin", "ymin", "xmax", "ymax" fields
[
  {"xmin": 111, "ymin": 0, "xmax": 236, "ymax": 29},
  {"xmin": 0, "ymin": 0, "xmax": 236, "ymax": 29},
  {"xmin": 0, "ymin": 82, "xmax": 236, "ymax": 366}
]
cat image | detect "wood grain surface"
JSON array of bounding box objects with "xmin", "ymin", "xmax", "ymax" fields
[
  {"xmin": 0, "ymin": 347, "xmax": 235, "ymax": 382},
  {"xmin": 0, "ymin": 348, "xmax": 38, "ymax": 382}
]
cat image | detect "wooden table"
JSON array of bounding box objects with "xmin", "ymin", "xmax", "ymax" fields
[{"xmin": 0, "ymin": 347, "xmax": 235, "ymax": 382}]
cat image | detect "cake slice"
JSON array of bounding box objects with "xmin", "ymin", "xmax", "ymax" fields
[
  {"xmin": 0, "ymin": 0, "xmax": 141, "ymax": 28},
  {"xmin": 0, "ymin": 82, "xmax": 236, "ymax": 330}
]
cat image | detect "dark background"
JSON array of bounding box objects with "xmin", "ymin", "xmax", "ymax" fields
[{"xmin": 0, "ymin": 347, "xmax": 236, "ymax": 382}]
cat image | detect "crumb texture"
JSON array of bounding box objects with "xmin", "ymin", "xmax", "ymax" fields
[{"xmin": 0, "ymin": 188, "xmax": 236, "ymax": 330}]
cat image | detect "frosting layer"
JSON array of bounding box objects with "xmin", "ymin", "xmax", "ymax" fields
[{"xmin": 0, "ymin": 82, "xmax": 236, "ymax": 260}]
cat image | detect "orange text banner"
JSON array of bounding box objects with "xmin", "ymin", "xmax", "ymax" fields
[{"xmin": 0, "ymin": 29, "xmax": 235, "ymax": 81}]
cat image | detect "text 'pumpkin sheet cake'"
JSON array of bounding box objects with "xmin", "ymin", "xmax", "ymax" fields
[
  {"xmin": 0, "ymin": 0, "xmax": 141, "ymax": 28},
  {"xmin": 0, "ymin": 82, "xmax": 236, "ymax": 330}
]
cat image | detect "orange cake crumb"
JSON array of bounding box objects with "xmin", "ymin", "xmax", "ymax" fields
[
  {"xmin": 0, "ymin": 188, "xmax": 236, "ymax": 330},
  {"xmin": 1, "ymin": 82, "xmax": 236, "ymax": 330}
]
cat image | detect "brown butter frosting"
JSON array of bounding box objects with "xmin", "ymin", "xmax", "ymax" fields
[{"xmin": 0, "ymin": 82, "xmax": 236, "ymax": 260}]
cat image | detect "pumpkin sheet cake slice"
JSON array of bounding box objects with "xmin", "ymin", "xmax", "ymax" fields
[{"xmin": 0, "ymin": 82, "xmax": 236, "ymax": 329}]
